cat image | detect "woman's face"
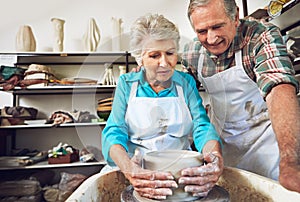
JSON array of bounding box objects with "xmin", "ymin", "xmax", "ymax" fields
[{"xmin": 141, "ymin": 39, "xmax": 178, "ymax": 84}]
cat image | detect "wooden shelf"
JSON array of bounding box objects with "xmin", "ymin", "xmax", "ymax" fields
[
  {"xmin": 0, "ymin": 160, "xmax": 106, "ymax": 171},
  {"xmin": 0, "ymin": 122, "xmax": 107, "ymax": 129},
  {"xmin": 1, "ymin": 51, "xmax": 135, "ymax": 65},
  {"xmin": 3, "ymin": 85, "xmax": 116, "ymax": 95}
]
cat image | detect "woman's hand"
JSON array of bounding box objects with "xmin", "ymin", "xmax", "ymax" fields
[
  {"xmin": 112, "ymin": 146, "xmax": 178, "ymax": 200},
  {"xmin": 123, "ymin": 158, "xmax": 178, "ymax": 200},
  {"xmin": 178, "ymin": 151, "xmax": 223, "ymax": 197}
]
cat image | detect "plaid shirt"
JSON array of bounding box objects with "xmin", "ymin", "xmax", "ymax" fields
[{"xmin": 182, "ymin": 17, "xmax": 299, "ymax": 98}]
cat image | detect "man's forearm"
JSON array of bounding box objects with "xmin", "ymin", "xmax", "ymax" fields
[{"xmin": 266, "ymin": 84, "xmax": 300, "ymax": 164}]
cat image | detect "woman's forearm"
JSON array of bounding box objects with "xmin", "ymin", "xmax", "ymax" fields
[
  {"xmin": 202, "ymin": 140, "xmax": 222, "ymax": 156},
  {"xmin": 109, "ymin": 144, "xmax": 132, "ymax": 172}
]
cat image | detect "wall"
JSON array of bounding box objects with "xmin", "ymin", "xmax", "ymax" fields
[
  {"xmin": 0, "ymin": 0, "xmax": 245, "ymax": 53},
  {"xmin": 245, "ymin": 0, "xmax": 270, "ymax": 15}
]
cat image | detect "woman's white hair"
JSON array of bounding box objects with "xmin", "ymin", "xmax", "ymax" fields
[{"xmin": 130, "ymin": 13, "xmax": 180, "ymax": 65}]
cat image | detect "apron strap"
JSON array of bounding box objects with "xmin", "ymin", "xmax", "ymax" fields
[
  {"xmin": 197, "ymin": 46, "xmax": 205, "ymax": 75},
  {"xmin": 175, "ymin": 85, "xmax": 184, "ymax": 102},
  {"xmin": 128, "ymin": 82, "xmax": 138, "ymax": 101},
  {"xmin": 235, "ymin": 50, "xmax": 242, "ymax": 67}
]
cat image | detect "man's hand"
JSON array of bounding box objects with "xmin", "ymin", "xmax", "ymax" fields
[
  {"xmin": 178, "ymin": 152, "xmax": 223, "ymax": 197},
  {"xmin": 279, "ymin": 162, "xmax": 300, "ymax": 192}
]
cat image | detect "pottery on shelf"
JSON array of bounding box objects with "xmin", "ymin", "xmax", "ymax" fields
[
  {"xmin": 16, "ymin": 25, "xmax": 36, "ymax": 52},
  {"xmin": 111, "ymin": 17, "xmax": 123, "ymax": 51},
  {"xmin": 101, "ymin": 63, "xmax": 116, "ymax": 85},
  {"xmin": 83, "ymin": 18, "xmax": 101, "ymax": 52},
  {"xmin": 51, "ymin": 18, "xmax": 65, "ymax": 52},
  {"xmin": 119, "ymin": 65, "xmax": 126, "ymax": 76}
]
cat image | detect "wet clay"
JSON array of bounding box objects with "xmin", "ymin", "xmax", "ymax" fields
[{"xmin": 121, "ymin": 185, "xmax": 230, "ymax": 202}]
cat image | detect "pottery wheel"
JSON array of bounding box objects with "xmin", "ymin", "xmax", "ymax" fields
[{"xmin": 120, "ymin": 185, "xmax": 230, "ymax": 202}]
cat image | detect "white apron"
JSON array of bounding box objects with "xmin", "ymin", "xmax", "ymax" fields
[
  {"xmin": 197, "ymin": 49, "xmax": 279, "ymax": 180},
  {"xmin": 125, "ymin": 82, "xmax": 194, "ymax": 156}
]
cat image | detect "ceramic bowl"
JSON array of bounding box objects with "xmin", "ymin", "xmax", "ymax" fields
[
  {"xmin": 97, "ymin": 105, "xmax": 112, "ymax": 121},
  {"xmin": 97, "ymin": 110, "xmax": 111, "ymax": 121},
  {"xmin": 142, "ymin": 150, "xmax": 204, "ymax": 201}
]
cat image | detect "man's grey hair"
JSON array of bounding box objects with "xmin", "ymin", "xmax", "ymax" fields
[
  {"xmin": 188, "ymin": 0, "xmax": 237, "ymax": 25},
  {"xmin": 130, "ymin": 13, "xmax": 180, "ymax": 65}
]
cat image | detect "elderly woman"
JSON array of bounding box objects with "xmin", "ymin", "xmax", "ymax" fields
[{"xmin": 101, "ymin": 13, "xmax": 223, "ymax": 200}]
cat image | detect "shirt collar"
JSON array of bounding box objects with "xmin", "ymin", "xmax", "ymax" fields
[{"xmin": 124, "ymin": 67, "xmax": 182, "ymax": 88}]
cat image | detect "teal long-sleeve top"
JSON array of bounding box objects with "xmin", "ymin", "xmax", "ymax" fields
[{"xmin": 101, "ymin": 68, "xmax": 221, "ymax": 165}]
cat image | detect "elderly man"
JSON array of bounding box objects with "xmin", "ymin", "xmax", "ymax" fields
[{"xmin": 182, "ymin": 0, "xmax": 300, "ymax": 193}]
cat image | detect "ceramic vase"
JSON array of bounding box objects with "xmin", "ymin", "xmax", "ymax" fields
[
  {"xmin": 51, "ymin": 18, "xmax": 65, "ymax": 52},
  {"xmin": 111, "ymin": 17, "xmax": 123, "ymax": 51},
  {"xmin": 83, "ymin": 18, "xmax": 101, "ymax": 52},
  {"xmin": 16, "ymin": 25, "xmax": 36, "ymax": 52},
  {"xmin": 101, "ymin": 63, "xmax": 116, "ymax": 85}
]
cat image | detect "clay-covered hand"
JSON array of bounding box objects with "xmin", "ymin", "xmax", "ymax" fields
[
  {"xmin": 178, "ymin": 151, "xmax": 224, "ymax": 197},
  {"xmin": 110, "ymin": 146, "xmax": 178, "ymax": 199},
  {"xmin": 122, "ymin": 159, "xmax": 178, "ymax": 200}
]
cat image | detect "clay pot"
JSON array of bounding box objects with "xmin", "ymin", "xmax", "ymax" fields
[
  {"xmin": 51, "ymin": 18, "xmax": 65, "ymax": 52},
  {"xmin": 111, "ymin": 17, "xmax": 123, "ymax": 51},
  {"xmin": 16, "ymin": 25, "xmax": 36, "ymax": 52},
  {"xmin": 141, "ymin": 150, "xmax": 204, "ymax": 201}
]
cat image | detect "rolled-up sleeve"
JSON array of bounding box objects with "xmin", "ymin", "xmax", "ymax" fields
[{"xmin": 254, "ymin": 25, "xmax": 299, "ymax": 98}]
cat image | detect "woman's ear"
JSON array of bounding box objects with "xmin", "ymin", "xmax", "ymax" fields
[
  {"xmin": 136, "ymin": 60, "xmax": 142, "ymax": 66},
  {"xmin": 135, "ymin": 57, "xmax": 143, "ymax": 66}
]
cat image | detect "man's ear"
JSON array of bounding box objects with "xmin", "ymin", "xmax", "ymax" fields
[{"xmin": 235, "ymin": 7, "xmax": 239, "ymax": 27}]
